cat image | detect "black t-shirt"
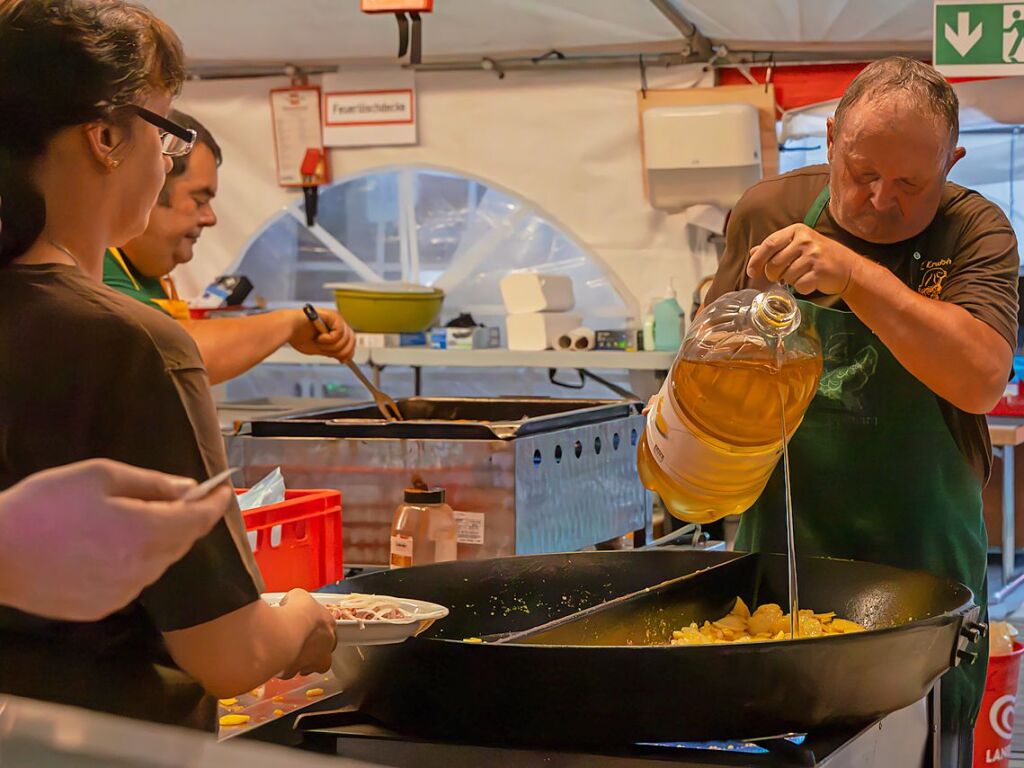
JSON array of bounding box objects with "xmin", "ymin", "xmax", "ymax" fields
[
  {"xmin": 709, "ymin": 165, "xmax": 1020, "ymax": 481},
  {"xmin": 0, "ymin": 264, "xmax": 262, "ymax": 730}
]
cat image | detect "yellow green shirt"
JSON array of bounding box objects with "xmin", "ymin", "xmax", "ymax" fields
[{"xmin": 102, "ymin": 249, "xmax": 189, "ymax": 320}]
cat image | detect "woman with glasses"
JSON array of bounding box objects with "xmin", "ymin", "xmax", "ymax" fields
[{"xmin": 0, "ymin": 0, "xmax": 336, "ymax": 730}]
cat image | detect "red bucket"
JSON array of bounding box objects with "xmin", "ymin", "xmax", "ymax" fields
[{"xmin": 974, "ymin": 641, "xmax": 1024, "ymax": 767}]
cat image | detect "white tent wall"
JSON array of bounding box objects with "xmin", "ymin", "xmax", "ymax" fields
[{"xmin": 173, "ymin": 64, "xmax": 719, "ymax": 317}]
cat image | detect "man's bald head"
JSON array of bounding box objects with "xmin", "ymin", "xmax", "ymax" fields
[{"xmin": 834, "ymin": 57, "xmax": 960, "ymax": 153}]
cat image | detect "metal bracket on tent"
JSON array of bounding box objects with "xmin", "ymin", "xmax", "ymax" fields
[
  {"xmin": 648, "ymin": 0, "xmax": 712, "ymax": 60},
  {"xmin": 480, "ymin": 57, "xmax": 505, "ymax": 80},
  {"xmin": 639, "ymin": 55, "xmax": 648, "ymax": 98},
  {"xmin": 531, "ymin": 49, "xmax": 566, "ymax": 65}
]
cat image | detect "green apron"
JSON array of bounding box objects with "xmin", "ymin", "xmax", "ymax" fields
[{"xmin": 735, "ymin": 186, "xmax": 989, "ymax": 742}]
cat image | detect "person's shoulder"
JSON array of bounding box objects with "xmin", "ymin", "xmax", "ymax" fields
[
  {"xmin": 102, "ymin": 285, "xmax": 202, "ymax": 368},
  {"xmin": 941, "ymin": 181, "xmax": 1016, "ymax": 234},
  {"xmin": 0, "ymin": 267, "xmax": 159, "ymax": 362},
  {"xmin": 731, "ymin": 165, "xmax": 829, "ymax": 225},
  {"xmin": 0, "ymin": 267, "xmax": 199, "ymax": 367}
]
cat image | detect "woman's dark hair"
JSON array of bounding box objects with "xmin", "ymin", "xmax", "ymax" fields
[{"xmin": 0, "ymin": 0, "xmax": 186, "ymax": 264}]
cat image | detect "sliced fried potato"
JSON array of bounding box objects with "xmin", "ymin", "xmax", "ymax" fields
[
  {"xmin": 730, "ymin": 596, "xmax": 752, "ymax": 619},
  {"xmin": 830, "ymin": 618, "xmax": 866, "ymax": 634}
]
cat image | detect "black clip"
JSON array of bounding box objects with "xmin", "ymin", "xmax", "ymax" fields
[
  {"xmin": 531, "ymin": 49, "xmax": 566, "ymax": 64},
  {"xmin": 956, "ymin": 648, "xmax": 979, "ymax": 666},
  {"xmin": 961, "ymin": 621, "xmax": 988, "ymax": 645},
  {"xmin": 395, "ymin": 12, "xmax": 409, "ymax": 58},
  {"xmin": 409, "ymin": 11, "xmax": 422, "ymax": 65},
  {"xmin": 394, "ymin": 12, "xmax": 422, "ymax": 64},
  {"xmin": 639, "ymin": 54, "xmax": 648, "ymax": 98}
]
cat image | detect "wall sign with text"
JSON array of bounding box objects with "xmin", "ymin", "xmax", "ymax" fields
[
  {"xmin": 322, "ymin": 71, "xmax": 417, "ymax": 147},
  {"xmin": 269, "ymin": 86, "xmax": 330, "ymax": 187}
]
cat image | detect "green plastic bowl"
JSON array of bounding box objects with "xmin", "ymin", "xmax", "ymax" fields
[{"xmin": 329, "ymin": 284, "xmax": 444, "ymax": 333}]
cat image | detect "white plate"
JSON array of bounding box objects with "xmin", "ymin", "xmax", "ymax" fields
[
  {"xmin": 261, "ymin": 592, "xmax": 449, "ymax": 646},
  {"xmin": 323, "ymin": 281, "xmax": 438, "ymax": 295}
]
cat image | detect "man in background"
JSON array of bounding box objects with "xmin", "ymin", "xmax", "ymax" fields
[{"xmin": 104, "ymin": 110, "xmax": 355, "ymax": 383}]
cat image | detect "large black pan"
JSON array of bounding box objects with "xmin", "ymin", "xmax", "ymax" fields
[{"xmin": 320, "ymin": 550, "xmax": 982, "ymax": 746}]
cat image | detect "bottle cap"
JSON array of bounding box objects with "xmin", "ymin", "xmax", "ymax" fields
[{"xmin": 404, "ymin": 487, "xmax": 446, "ymax": 504}]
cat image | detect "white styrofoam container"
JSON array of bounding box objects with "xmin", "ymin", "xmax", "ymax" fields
[
  {"xmin": 499, "ymin": 273, "xmax": 575, "ymax": 314},
  {"xmin": 506, "ymin": 312, "xmax": 582, "ymax": 351}
]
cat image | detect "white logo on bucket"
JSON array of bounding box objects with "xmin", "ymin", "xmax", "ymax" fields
[{"xmin": 990, "ymin": 693, "xmax": 1015, "ymax": 741}]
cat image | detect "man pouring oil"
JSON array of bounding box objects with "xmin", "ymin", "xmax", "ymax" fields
[{"xmin": 640, "ymin": 57, "xmax": 1019, "ymax": 766}]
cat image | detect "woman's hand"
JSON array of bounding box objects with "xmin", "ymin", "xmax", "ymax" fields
[{"xmin": 278, "ymin": 589, "xmax": 337, "ymax": 679}]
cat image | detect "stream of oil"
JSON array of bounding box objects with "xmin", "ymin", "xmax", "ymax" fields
[{"xmin": 773, "ymin": 339, "xmax": 800, "ymax": 638}]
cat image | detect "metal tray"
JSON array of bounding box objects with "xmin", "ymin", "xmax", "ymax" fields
[{"xmin": 244, "ymin": 397, "xmax": 640, "ymax": 440}]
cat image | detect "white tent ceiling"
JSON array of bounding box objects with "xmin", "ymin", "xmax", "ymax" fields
[
  {"xmin": 145, "ymin": 0, "xmax": 935, "ymax": 65},
  {"xmin": 679, "ymin": 0, "xmax": 931, "ymax": 46}
]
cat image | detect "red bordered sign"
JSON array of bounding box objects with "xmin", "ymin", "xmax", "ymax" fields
[
  {"xmin": 323, "ymin": 88, "xmax": 415, "ymax": 127},
  {"xmin": 269, "ymin": 85, "xmax": 330, "ymax": 188}
]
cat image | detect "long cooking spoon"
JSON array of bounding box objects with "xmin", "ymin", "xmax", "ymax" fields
[{"xmin": 302, "ymin": 304, "xmax": 403, "ymax": 422}]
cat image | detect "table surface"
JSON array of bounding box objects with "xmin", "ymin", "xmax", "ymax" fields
[
  {"xmin": 988, "ymin": 416, "xmax": 1024, "ymax": 447},
  {"xmin": 264, "ymin": 346, "xmax": 676, "ymax": 370}
]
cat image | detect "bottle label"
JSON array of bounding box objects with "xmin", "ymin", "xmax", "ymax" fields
[
  {"xmin": 645, "ymin": 380, "xmax": 783, "ymax": 498},
  {"xmin": 453, "ymin": 511, "xmax": 485, "ymax": 545},
  {"xmin": 645, "ymin": 382, "xmax": 689, "ymax": 485},
  {"xmin": 390, "ymin": 535, "xmax": 414, "ymax": 568}
]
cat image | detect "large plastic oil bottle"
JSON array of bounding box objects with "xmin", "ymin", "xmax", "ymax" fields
[{"xmin": 637, "ymin": 286, "xmax": 822, "ymax": 524}]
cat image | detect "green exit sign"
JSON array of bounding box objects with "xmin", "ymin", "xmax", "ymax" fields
[{"xmin": 934, "ymin": 0, "xmax": 1024, "ymax": 75}]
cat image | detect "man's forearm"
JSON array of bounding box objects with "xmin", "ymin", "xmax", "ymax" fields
[
  {"xmin": 843, "ymin": 258, "xmax": 1012, "ymax": 414},
  {"xmin": 181, "ymin": 311, "xmax": 301, "ymax": 385}
]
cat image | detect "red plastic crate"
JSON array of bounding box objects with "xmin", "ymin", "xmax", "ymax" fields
[
  {"xmin": 989, "ymin": 384, "xmax": 1024, "ymax": 417},
  {"xmin": 239, "ymin": 489, "xmax": 343, "ymax": 592}
]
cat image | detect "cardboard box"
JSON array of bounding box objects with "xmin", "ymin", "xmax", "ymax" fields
[
  {"xmin": 594, "ymin": 329, "xmax": 640, "ymax": 352},
  {"xmin": 430, "ymin": 327, "xmax": 501, "ymax": 350},
  {"xmin": 356, "ymin": 332, "xmax": 427, "ymax": 348}
]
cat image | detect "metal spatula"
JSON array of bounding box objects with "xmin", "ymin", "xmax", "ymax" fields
[{"xmin": 302, "ymin": 304, "xmax": 402, "ymax": 422}]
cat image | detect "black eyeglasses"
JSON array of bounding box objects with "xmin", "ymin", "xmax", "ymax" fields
[{"xmin": 129, "ymin": 105, "xmax": 197, "ymax": 157}]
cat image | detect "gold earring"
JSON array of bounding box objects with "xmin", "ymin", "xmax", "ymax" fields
[{"xmin": 108, "ymin": 158, "xmax": 120, "ymax": 169}]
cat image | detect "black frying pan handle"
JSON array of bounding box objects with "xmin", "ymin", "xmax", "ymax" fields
[{"xmin": 293, "ymin": 705, "xmax": 383, "ymax": 732}]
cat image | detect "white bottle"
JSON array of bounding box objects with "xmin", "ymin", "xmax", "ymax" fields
[{"xmin": 642, "ymin": 300, "xmax": 657, "ymax": 352}]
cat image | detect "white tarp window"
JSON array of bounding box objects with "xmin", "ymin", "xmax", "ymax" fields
[{"xmin": 231, "ymin": 166, "xmax": 633, "ymax": 329}]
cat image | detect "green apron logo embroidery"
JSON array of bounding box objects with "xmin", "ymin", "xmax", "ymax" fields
[{"xmin": 818, "ymin": 342, "xmax": 879, "ymax": 411}]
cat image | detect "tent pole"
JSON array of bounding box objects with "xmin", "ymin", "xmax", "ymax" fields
[{"xmin": 647, "ymin": 0, "xmax": 712, "ymax": 60}]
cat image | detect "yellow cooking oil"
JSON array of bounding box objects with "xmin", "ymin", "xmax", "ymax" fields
[{"xmin": 637, "ymin": 287, "xmax": 822, "ymax": 525}]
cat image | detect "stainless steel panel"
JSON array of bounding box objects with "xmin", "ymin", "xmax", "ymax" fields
[
  {"xmin": 226, "ymin": 412, "xmax": 651, "ymax": 567},
  {"xmin": 513, "ymin": 414, "xmax": 651, "ymax": 554}
]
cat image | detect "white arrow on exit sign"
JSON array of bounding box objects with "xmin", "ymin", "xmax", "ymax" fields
[{"xmin": 944, "ymin": 11, "xmax": 983, "ymax": 56}]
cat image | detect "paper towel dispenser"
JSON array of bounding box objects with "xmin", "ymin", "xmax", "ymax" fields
[{"xmin": 643, "ymin": 103, "xmax": 762, "ymax": 210}]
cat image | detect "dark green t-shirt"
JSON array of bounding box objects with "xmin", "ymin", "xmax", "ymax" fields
[{"xmin": 102, "ymin": 247, "xmax": 171, "ymax": 315}]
